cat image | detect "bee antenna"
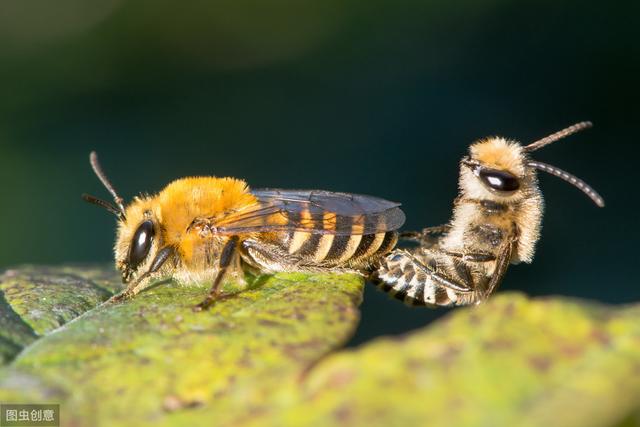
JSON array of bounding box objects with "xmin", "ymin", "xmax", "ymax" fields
[
  {"xmin": 89, "ymin": 151, "xmax": 126, "ymax": 217},
  {"xmin": 82, "ymin": 194, "xmax": 126, "ymax": 220},
  {"xmin": 527, "ymin": 160, "xmax": 605, "ymax": 207},
  {"xmin": 524, "ymin": 121, "xmax": 593, "ymax": 152}
]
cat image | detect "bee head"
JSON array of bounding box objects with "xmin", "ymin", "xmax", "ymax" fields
[
  {"xmin": 460, "ymin": 122, "xmax": 605, "ymax": 207},
  {"xmin": 460, "ymin": 137, "xmax": 533, "ymax": 203},
  {"xmin": 82, "ymin": 151, "xmax": 163, "ymax": 283},
  {"xmin": 114, "ymin": 199, "xmax": 163, "ymax": 283}
]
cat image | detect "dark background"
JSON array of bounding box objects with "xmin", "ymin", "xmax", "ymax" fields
[{"xmin": 1, "ymin": 0, "xmax": 637, "ymax": 344}]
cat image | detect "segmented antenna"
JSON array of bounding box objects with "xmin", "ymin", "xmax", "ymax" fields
[
  {"xmin": 527, "ymin": 160, "xmax": 605, "ymax": 207},
  {"xmin": 81, "ymin": 193, "xmax": 123, "ymax": 218},
  {"xmin": 524, "ymin": 121, "xmax": 593, "ymax": 152},
  {"xmin": 89, "ymin": 151, "xmax": 126, "ymax": 215}
]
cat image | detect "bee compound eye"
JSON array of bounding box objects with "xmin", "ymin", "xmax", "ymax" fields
[
  {"xmin": 478, "ymin": 169, "xmax": 520, "ymax": 192},
  {"xmin": 128, "ymin": 220, "xmax": 155, "ymax": 268}
]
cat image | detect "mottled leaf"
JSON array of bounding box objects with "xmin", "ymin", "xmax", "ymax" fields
[
  {"xmin": 0, "ymin": 265, "xmax": 363, "ymax": 426},
  {"xmin": 0, "ymin": 266, "xmax": 639, "ymax": 427},
  {"xmin": 290, "ymin": 294, "xmax": 640, "ymax": 427}
]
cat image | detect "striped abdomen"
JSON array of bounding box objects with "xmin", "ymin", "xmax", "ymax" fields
[
  {"xmin": 283, "ymin": 207, "xmax": 397, "ymax": 269},
  {"xmin": 373, "ymin": 249, "xmax": 481, "ymax": 307},
  {"xmin": 243, "ymin": 208, "xmax": 398, "ymax": 272},
  {"xmin": 282, "ymin": 229, "xmax": 397, "ymax": 269}
]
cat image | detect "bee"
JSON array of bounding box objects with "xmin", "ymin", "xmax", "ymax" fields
[
  {"xmin": 373, "ymin": 121, "xmax": 604, "ymax": 307},
  {"xmin": 82, "ymin": 152, "xmax": 405, "ymax": 310}
]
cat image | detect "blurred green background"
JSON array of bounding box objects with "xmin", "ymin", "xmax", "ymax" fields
[{"xmin": 0, "ymin": 0, "xmax": 637, "ymax": 344}]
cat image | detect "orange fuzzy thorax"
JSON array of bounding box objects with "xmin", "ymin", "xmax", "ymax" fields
[
  {"xmin": 161, "ymin": 176, "xmax": 253, "ymax": 224},
  {"xmin": 117, "ymin": 177, "xmax": 257, "ymax": 268},
  {"xmin": 158, "ymin": 177, "xmax": 256, "ymax": 247}
]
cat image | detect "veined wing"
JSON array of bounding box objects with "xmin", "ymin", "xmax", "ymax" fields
[{"xmin": 213, "ymin": 188, "xmax": 405, "ymax": 236}]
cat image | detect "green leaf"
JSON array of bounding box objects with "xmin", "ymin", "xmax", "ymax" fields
[
  {"xmin": 292, "ymin": 294, "xmax": 640, "ymax": 427},
  {"xmin": 1, "ymin": 265, "xmax": 639, "ymax": 427},
  {"xmin": 0, "ymin": 266, "xmax": 115, "ymax": 336},
  {"xmin": 0, "ymin": 265, "xmax": 363, "ymax": 426}
]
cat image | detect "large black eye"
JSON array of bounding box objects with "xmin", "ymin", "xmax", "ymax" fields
[
  {"xmin": 478, "ymin": 168, "xmax": 520, "ymax": 192},
  {"xmin": 129, "ymin": 220, "xmax": 155, "ymax": 268}
]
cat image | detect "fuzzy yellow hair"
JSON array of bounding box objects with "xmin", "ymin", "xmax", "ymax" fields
[
  {"xmin": 470, "ymin": 137, "xmax": 526, "ymax": 176},
  {"xmin": 157, "ymin": 177, "xmax": 256, "ymax": 245},
  {"xmin": 115, "ymin": 177, "xmax": 257, "ymax": 268}
]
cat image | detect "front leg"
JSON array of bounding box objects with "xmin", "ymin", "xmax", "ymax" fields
[
  {"xmin": 434, "ymin": 250, "xmax": 496, "ymax": 263},
  {"xmin": 401, "ymin": 225, "xmax": 495, "ymax": 263},
  {"xmin": 400, "ymin": 224, "xmax": 451, "ymax": 246},
  {"xmin": 193, "ymin": 236, "xmax": 239, "ymax": 311},
  {"xmin": 108, "ymin": 246, "xmax": 175, "ymax": 303}
]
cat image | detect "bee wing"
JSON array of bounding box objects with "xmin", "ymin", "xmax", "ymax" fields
[{"xmin": 214, "ymin": 189, "xmax": 405, "ymax": 236}]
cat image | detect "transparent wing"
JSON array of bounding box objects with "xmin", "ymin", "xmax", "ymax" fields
[{"xmin": 213, "ymin": 188, "xmax": 405, "ymax": 236}]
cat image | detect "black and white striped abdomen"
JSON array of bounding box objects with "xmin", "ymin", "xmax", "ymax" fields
[
  {"xmin": 241, "ymin": 204, "xmax": 399, "ymax": 273},
  {"xmin": 241, "ymin": 230, "xmax": 397, "ymax": 273},
  {"xmin": 280, "ymin": 229, "xmax": 397, "ymax": 269},
  {"xmin": 374, "ymin": 250, "xmax": 471, "ymax": 306}
]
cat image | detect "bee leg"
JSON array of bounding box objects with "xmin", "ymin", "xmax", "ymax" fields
[
  {"xmin": 428, "ymin": 269, "xmax": 474, "ymax": 293},
  {"xmin": 399, "ymin": 231, "xmax": 423, "ymax": 242},
  {"xmin": 108, "ymin": 292, "xmax": 131, "ymax": 303},
  {"xmin": 193, "ymin": 236, "xmax": 239, "ymax": 312},
  {"xmin": 422, "ymin": 224, "xmax": 452, "ymax": 235},
  {"xmin": 439, "ymin": 251, "xmax": 496, "ymax": 263},
  {"xmin": 402, "ymin": 251, "xmax": 474, "ymax": 293},
  {"xmin": 228, "ymin": 253, "xmax": 249, "ymax": 289},
  {"xmin": 400, "ymin": 225, "xmax": 451, "ymax": 245},
  {"xmin": 108, "ymin": 246, "xmax": 175, "ymax": 303},
  {"xmin": 482, "ymin": 232, "xmax": 518, "ymax": 300}
]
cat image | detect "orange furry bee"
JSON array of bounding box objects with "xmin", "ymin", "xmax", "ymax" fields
[
  {"xmin": 83, "ymin": 152, "xmax": 404, "ymax": 310},
  {"xmin": 374, "ymin": 122, "xmax": 604, "ymax": 307}
]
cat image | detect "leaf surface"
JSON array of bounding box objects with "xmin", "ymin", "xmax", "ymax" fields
[{"xmin": 1, "ymin": 265, "xmax": 639, "ymax": 427}]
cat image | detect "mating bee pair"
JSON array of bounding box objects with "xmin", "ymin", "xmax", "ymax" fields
[{"xmin": 84, "ymin": 122, "xmax": 603, "ymax": 310}]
